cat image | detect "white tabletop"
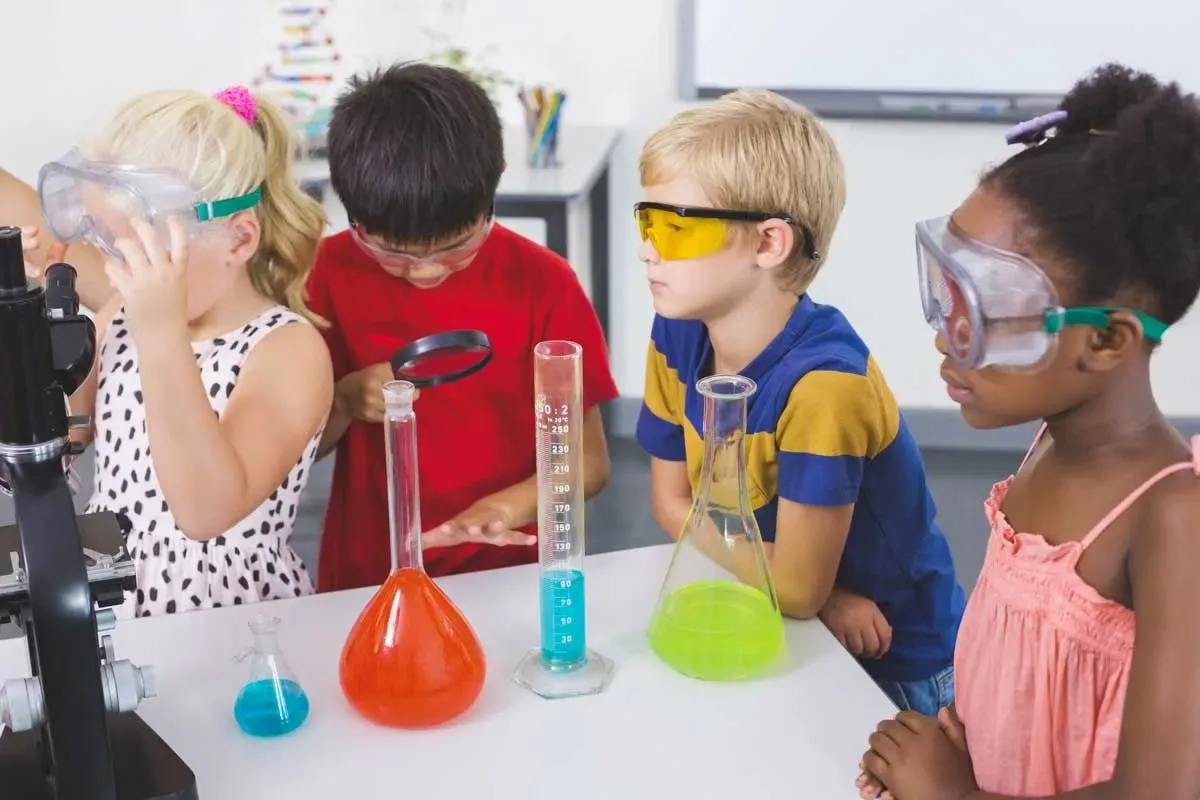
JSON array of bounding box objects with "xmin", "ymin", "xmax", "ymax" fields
[
  {"xmin": 0, "ymin": 544, "xmax": 895, "ymax": 798},
  {"xmin": 293, "ymin": 125, "xmax": 620, "ymax": 203}
]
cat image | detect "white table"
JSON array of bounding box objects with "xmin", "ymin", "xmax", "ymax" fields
[
  {"xmin": 293, "ymin": 125, "xmax": 620, "ymax": 341},
  {"xmin": 0, "ymin": 545, "xmax": 896, "ymax": 798}
]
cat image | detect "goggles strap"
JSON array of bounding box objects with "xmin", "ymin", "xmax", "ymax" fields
[
  {"xmin": 1051, "ymin": 306, "xmax": 1170, "ymax": 342},
  {"xmin": 195, "ymin": 185, "xmax": 263, "ymax": 222}
]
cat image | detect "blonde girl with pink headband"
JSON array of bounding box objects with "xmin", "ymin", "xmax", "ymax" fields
[{"xmin": 41, "ymin": 86, "xmax": 332, "ymax": 616}]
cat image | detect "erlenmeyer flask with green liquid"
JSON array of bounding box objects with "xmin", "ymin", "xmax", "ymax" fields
[{"xmin": 648, "ymin": 374, "xmax": 786, "ymax": 681}]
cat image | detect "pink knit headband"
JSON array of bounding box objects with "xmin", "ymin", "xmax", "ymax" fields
[{"xmin": 212, "ymin": 85, "xmax": 257, "ymax": 126}]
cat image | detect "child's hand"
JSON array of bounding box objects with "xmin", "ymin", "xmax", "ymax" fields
[
  {"xmin": 106, "ymin": 217, "xmax": 189, "ymax": 343},
  {"xmin": 422, "ymin": 499, "xmax": 536, "ymax": 550},
  {"xmin": 861, "ymin": 711, "xmax": 977, "ymax": 800},
  {"xmin": 17, "ymin": 226, "xmax": 67, "ymax": 283},
  {"xmin": 856, "ymin": 708, "xmax": 963, "ymax": 799},
  {"xmin": 335, "ymin": 363, "xmax": 403, "ymax": 424},
  {"xmin": 937, "ymin": 705, "xmax": 969, "ymax": 752},
  {"xmin": 856, "ymin": 761, "xmax": 893, "ymax": 799},
  {"xmin": 819, "ymin": 587, "xmax": 893, "ymax": 659}
]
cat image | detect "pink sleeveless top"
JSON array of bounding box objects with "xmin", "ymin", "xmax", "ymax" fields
[{"xmin": 955, "ymin": 428, "xmax": 1200, "ymax": 795}]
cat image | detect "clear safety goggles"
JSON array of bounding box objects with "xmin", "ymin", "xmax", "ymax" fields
[
  {"xmin": 37, "ymin": 148, "xmax": 261, "ymax": 260},
  {"xmin": 916, "ymin": 215, "xmax": 1168, "ymax": 372},
  {"xmin": 634, "ymin": 202, "xmax": 818, "ymax": 262},
  {"xmin": 349, "ymin": 212, "xmax": 494, "ymax": 280}
]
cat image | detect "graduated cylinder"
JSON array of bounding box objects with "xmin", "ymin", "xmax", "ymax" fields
[
  {"xmin": 512, "ymin": 341, "xmax": 614, "ymax": 699},
  {"xmin": 533, "ymin": 340, "xmax": 588, "ymax": 667}
]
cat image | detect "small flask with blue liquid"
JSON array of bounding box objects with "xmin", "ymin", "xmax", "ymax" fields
[{"xmin": 233, "ymin": 615, "xmax": 310, "ymax": 737}]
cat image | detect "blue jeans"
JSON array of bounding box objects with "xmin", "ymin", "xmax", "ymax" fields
[{"xmin": 878, "ymin": 665, "xmax": 955, "ymax": 717}]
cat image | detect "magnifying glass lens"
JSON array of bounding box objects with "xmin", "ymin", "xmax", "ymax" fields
[
  {"xmin": 396, "ymin": 345, "xmax": 489, "ymax": 382},
  {"xmin": 390, "ymin": 330, "xmax": 493, "ymax": 389}
]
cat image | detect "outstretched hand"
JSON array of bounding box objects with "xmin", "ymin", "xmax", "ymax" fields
[{"xmin": 422, "ymin": 499, "xmax": 536, "ymax": 550}]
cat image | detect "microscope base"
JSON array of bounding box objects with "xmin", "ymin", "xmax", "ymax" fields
[{"xmin": 0, "ymin": 710, "xmax": 198, "ymax": 799}]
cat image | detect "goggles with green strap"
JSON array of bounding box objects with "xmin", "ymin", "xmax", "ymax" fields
[
  {"xmin": 38, "ymin": 147, "xmax": 261, "ymax": 260},
  {"xmin": 917, "ymin": 214, "xmax": 1169, "ymax": 372}
]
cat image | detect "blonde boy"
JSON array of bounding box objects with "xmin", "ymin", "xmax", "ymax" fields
[{"xmin": 635, "ymin": 90, "xmax": 964, "ymax": 715}]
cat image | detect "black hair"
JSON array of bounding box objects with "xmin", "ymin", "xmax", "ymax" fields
[
  {"xmin": 327, "ymin": 61, "xmax": 503, "ymax": 246},
  {"xmin": 984, "ymin": 63, "xmax": 1200, "ymax": 326}
]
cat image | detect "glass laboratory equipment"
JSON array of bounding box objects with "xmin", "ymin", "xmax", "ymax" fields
[
  {"xmin": 339, "ymin": 380, "xmax": 487, "ymax": 728},
  {"xmin": 233, "ymin": 615, "xmax": 311, "ymax": 737},
  {"xmin": 512, "ymin": 340, "xmax": 614, "ymax": 698},
  {"xmin": 648, "ymin": 374, "xmax": 785, "ymax": 681}
]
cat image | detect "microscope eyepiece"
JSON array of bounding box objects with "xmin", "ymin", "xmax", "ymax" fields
[
  {"xmin": 0, "ymin": 226, "xmax": 27, "ymax": 292},
  {"xmin": 45, "ymin": 262, "xmax": 80, "ymax": 317}
]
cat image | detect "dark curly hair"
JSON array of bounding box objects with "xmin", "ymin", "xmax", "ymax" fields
[{"xmin": 983, "ymin": 63, "xmax": 1200, "ymax": 326}]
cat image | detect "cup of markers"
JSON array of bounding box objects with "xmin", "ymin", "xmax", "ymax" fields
[{"xmin": 520, "ymin": 85, "xmax": 565, "ymax": 169}]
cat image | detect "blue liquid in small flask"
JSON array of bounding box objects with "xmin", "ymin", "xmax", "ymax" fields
[{"xmin": 233, "ymin": 615, "xmax": 310, "ymax": 738}]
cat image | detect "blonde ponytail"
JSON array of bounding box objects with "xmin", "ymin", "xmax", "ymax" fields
[
  {"xmin": 87, "ymin": 88, "xmax": 328, "ymax": 326},
  {"xmin": 247, "ymin": 98, "xmax": 328, "ymax": 326}
]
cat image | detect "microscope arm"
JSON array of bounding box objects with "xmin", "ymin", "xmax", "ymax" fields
[
  {"xmin": 10, "ymin": 457, "xmax": 116, "ymax": 799},
  {"xmin": 0, "ymin": 227, "xmax": 198, "ymax": 800}
]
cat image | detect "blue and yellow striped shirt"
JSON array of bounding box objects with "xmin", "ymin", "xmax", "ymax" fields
[{"xmin": 636, "ymin": 295, "xmax": 964, "ymax": 682}]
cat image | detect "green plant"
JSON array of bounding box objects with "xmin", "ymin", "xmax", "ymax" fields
[{"xmin": 423, "ymin": 0, "xmax": 513, "ymax": 103}]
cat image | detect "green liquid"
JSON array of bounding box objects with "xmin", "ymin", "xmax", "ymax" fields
[{"xmin": 648, "ymin": 579, "xmax": 785, "ymax": 681}]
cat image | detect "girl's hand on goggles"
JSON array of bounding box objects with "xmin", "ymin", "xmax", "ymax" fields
[{"xmin": 106, "ymin": 216, "xmax": 189, "ymax": 342}]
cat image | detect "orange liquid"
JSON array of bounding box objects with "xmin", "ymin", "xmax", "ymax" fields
[{"xmin": 339, "ymin": 567, "xmax": 486, "ymax": 728}]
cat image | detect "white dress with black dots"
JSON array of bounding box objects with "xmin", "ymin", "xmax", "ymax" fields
[{"xmin": 85, "ymin": 306, "xmax": 319, "ymax": 617}]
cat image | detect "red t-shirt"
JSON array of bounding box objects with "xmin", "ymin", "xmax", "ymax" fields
[{"xmin": 307, "ymin": 224, "xmax": 620, "ymax": 591}]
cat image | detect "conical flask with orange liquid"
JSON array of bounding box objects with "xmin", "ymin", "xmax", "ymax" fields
[{"xmin": 339, "ymin": 380, "xmax": 486, "ymax": 727}]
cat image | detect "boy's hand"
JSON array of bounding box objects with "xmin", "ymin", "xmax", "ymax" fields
[
  {"xmin": 819, "ymin": 586, "xmax": 893, "ymax": 659},
  {"xmin": 334, "ymin": 363, "xmax": 398, "ymax": 423},
  {"xmin": 422, "ymin": 498, "xmax": 536, "ymax": 550}
]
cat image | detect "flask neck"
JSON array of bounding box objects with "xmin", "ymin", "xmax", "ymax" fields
[
  {"xmin": 384, "ymin": 388, "xmax": 425, "ymax": 574},
  {"xmin": 252, "ymin": 630, "xmax": 280, "ymax": 655},
  {"xmin": 696, "ymin": 385, "xmax": 753, "ymax": 509},
  {"xmin": 246, "ymin": 615, "xmax": 284, "ymax": 658}
]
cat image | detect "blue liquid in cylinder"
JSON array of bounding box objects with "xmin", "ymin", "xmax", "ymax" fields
[
  {"xmin": 234, "ymin": 679, "xmax": 310, "ymax": 737},
  {"xmin": 540, "ymin": 569, "xmax": 586, "ymax": 666}
]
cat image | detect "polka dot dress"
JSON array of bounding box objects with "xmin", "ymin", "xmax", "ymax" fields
[{"xmin": 85, "ymin": 306, "xmax": 319, "ymax": 617}]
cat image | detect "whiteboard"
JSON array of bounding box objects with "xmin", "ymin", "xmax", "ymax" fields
[{"xmin": 684, "ymin": 0, "xmax": 1200, "ymax": 119}]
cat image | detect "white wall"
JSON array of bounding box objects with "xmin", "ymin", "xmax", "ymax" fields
[{"xmin": 6, "ymin": 0, "xmax": 1199, "ymax": 416}]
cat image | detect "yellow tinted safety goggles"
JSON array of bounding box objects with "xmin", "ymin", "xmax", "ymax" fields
[{"xmin": 634, "ymin": 202, "xmax": 816, "ymax": 262}]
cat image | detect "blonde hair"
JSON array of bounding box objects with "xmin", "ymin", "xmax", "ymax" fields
[
  {"xmin": 639, "ymin": 89, "xmax": 846, "ymax": 290},
  {"xmin": 86, "ymin": 89, "xmax": 328, "ymax": 324}
]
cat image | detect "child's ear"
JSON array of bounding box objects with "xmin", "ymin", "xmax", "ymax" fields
[
  {"xmin": 227, "ymin": 211, "xmax": 261, "ymax": 265},
  {"xmin": 1078, "ymin": 310, "xmax": 1143, "ymax": 373},
  {"xmin": 754, "ymin": 219, "xmax": 795, "ymax": 271}
]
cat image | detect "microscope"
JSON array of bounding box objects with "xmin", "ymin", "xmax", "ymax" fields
[{"xmin": 0, "ymin": 227, "xmax": 198, "ymax": 799}]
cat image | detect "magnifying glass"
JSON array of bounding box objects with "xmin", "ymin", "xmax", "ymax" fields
[{"xmin": 390, "ymin": 330, "xmax": 493, "ymax": 388}]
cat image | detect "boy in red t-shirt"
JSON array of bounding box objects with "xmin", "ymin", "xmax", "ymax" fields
[{"xmin": 307, "ymin": 62, "xmax": 619, "ymax": 591}]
